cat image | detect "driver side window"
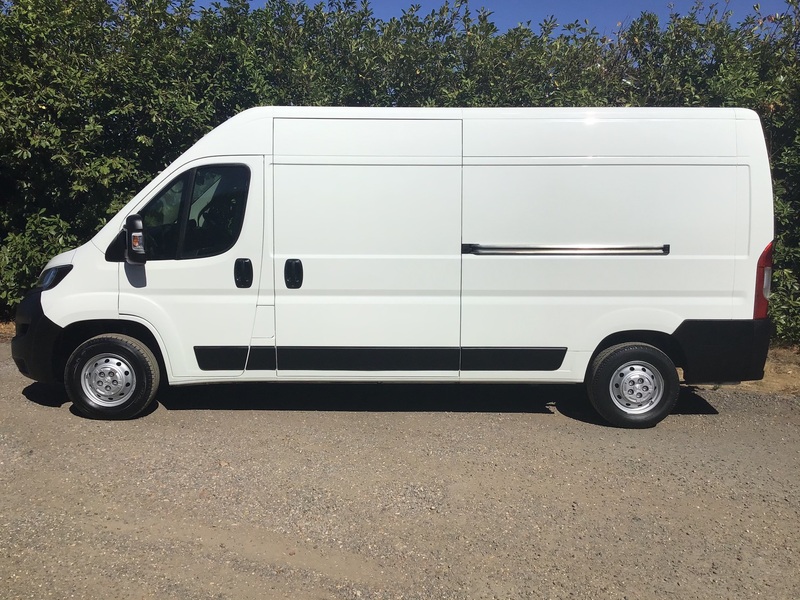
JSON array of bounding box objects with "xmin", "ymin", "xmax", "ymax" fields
[
  {"xmin": 139, "ymin": 165, "xmax": 251, "ymax": 260},
  {"xmin": 140, "ymin": 175, "xmax": 186, "ymax": 261}
]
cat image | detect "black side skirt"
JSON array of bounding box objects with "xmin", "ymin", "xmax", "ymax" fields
[{"xmin": 194, "ymin": 346, "xmax": 567, "ymax": 372}]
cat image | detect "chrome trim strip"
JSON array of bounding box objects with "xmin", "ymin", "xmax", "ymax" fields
[{"xmin": 462, "ymin": 244, "xmax": 670, "ymax": 256}]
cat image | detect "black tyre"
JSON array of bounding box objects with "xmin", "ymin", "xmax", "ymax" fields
[
  {"xmin": 65, "ymin": 334, "xmax": 160, "ymax": 419},
  {"xmin": 586, "ymin": 343, "xmax": 679, "ymax": 428}
]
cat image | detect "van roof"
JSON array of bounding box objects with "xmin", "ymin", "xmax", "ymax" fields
[{"xmin": 181, "ymin": 105, "xmax": 756, "ymax": 162}]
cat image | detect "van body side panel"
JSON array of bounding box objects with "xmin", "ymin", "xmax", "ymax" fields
[
  {"xmin": 272, "ymin": 118, "xmax": 462, "ymax": 377},
  {"xmin": 41, "ymin": 243, "xmax": 119, "ymax": 326},
  {"xmin": 461, "ymin": 115, "xmax": 739, "ymax": 381},
  {"xmin": 462, "ymin": 113, "xmax": 737, "ymax": 158},
  {"xmin": 731, "ymin": 165, "xmax": 752, "ymax": 315},
  {"xmin": 273, "ymin": 117, "xmax": 461, "ymax": 159}
]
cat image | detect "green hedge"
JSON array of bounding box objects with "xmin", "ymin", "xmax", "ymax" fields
[{"xmin": 1, "ymin": 0, "xmax": 798, "ymax": 342}]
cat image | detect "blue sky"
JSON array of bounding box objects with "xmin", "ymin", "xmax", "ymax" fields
[
  {"xmin": 197, "ymin": 1, "xmax": 791, "ymax": 34},
  {"xmin": 367, "ymin": 1, "xmax": 788, "ymax": 34}
]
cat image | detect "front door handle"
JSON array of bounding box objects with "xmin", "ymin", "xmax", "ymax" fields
[
  {"xmin": 284, "ymin": 259, "xmax": 303, "ymax": 289},
  {"xmin": 234, "ymin": 258, "xmax": 253, "ymax": 288}
]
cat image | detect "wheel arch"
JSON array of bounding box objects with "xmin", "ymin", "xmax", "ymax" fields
[
  {"xmin": 586, "ymin": 330, "xmax": 686, "ymax": 382},
  {"xmin": 56, "ymin": 319, "xmax": 167, "ymax": 384}
]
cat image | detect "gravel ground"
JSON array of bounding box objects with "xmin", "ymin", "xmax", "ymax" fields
[{"xmin": 1, "ymin": 341, "xmax": 798, "ymax": 599}]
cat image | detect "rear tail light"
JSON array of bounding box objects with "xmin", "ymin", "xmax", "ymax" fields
[{"xmin": 754, "ymin": 241, "xmax": 773, "ymax": 319}]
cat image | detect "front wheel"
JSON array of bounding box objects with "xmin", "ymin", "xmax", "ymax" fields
[
  {"xmin": 65, "ymin": 334, "xmax": 160, "ymax": 419},
  {"xmin": 587, "ymin": 343, "xmax": 679, "ymax": 428}
]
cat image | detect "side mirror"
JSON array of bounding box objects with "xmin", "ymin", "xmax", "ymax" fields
[{"xmin": 124, "ymin": 214, "xmax": 146, "ymax": 265}]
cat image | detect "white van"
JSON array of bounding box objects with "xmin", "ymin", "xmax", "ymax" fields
[{"xmin": 12, "ymin": 107, "xmax": 774, "ymax": 427}]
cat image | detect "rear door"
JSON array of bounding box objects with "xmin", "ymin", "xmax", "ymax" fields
[{"xmin": 272, "ymin": 118, "xmax": 462, "ymax": 377}]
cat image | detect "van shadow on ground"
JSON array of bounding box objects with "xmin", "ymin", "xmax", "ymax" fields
[{"xmin": 23, "ymin": 381, "xmax": 718, "ymax": 426}]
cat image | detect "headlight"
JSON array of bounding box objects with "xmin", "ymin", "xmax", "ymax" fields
[{"xmin": 36, "ymin": 265, "xmax": 73, "ymax": 290}]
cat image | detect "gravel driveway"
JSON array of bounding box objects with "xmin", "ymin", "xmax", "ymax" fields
[{"xmin": 1, "ymin": 342, "xmax": 798, "ymax": 599}]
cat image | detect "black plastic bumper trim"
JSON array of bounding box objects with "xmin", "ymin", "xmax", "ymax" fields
[
  {"xmin": 276, "ymin": 347, "xmax": 459, "ymax": 371},
  {"xmin": 461, "ymin": 347, "xmax": 566, "ymax": 371},
  {"xmin": 194, "ymin": 346, "xmax": 248, "ymax": 371},
  {"xmin": 194, "ymin": 345, "xmax": 570, "ymax": 372},
  {"xmin": 272, "ymin": 346, "xmax": 566, "ymax": 371},
  {"xmin": 11, "ymin": 289, "xmax": 64, "ymax": 383},
  {"xmin": 673, "ymin": 319, "xmax": 770, "ymax": 383},
  {"xmin": 246, "ymin": 347, "xmax": 277, "ymax": 370}
]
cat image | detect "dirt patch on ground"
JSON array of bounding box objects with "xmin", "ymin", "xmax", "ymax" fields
[
  {"xmin": 739, "ymin": 346, "xmax": 800, "ymax": 395},
  {"xmin": 0, "ymin": 321, "xmax": 13, "ymax": 342},
  {"xmin": 1, "ymin": 340, "xmax": 798, "ymax": 600}
]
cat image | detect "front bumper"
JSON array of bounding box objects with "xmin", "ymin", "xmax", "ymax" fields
[{"xmin": 11, "ymin": 290, "xmax": 64, "ymax": 383}]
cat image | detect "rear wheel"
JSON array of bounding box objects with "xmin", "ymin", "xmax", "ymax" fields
[
  {"xmin": 65, "ymin": 334, "xmax": 160, "ymax": 419},
  {"xmin": 587, "ymin": 343, "xmax": 679, "ymax": 428}
]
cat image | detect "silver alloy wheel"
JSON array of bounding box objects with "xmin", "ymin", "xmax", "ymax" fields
[
  {"xmin": 80, "ymin": 353, "xmax": 137, "ymax": 407},
  {"xmin": 608, "ymin": 360, "xmax": 664, "ymax": 414}
]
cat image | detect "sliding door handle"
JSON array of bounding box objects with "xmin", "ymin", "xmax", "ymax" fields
[{"xmin": 284, "ymin": 259, "xmax": 303, "ymax": 289}]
